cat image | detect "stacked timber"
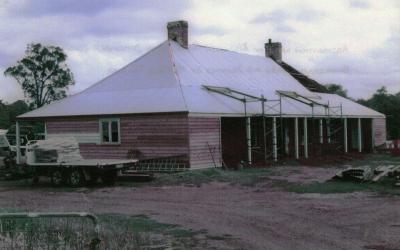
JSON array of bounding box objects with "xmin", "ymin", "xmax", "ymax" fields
[
  {"xmin": 32, "ymin": 137, "xmax": 82, "ymax": 163},
  {"xmin": 333, "ymin": 165, "xmax": 400, "ymax": 186},
  {"xmin": 34, "ymin": 149, "xmax": 58, "ymax": 163}
]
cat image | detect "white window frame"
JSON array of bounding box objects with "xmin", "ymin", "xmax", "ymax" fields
[{"xmin": 99, "ymin": 118, "xmax": 121, "ymax": 144}]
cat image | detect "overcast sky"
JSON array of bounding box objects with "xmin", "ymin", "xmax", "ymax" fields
[{"xmin": 0, "ymin": 0, "xmax": 399, "ymax": 103}]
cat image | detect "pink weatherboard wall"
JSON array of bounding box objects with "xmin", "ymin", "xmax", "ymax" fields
[{"xmin": 45, "ymin": 114, "xmax": 222, "ymax": 169}]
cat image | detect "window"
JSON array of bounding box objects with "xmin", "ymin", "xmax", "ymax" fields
[{"xmin": 100, "ymin": 119, "xmax": 120, "ymax": 144}]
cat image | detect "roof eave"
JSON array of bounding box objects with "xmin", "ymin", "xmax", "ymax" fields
[{"xmin": 16, "ymin": 111, "xmax": 190, "ymax": 121}]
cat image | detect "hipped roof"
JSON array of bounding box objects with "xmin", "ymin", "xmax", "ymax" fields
[{"xmin": 19, "ymin": 40, "xmax": 384, "ymax": 119}]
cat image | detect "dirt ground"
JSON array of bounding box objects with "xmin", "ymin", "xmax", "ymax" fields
[{"xmin": 0, "ymin": 166, "xmax": 399, "ymax": 250}]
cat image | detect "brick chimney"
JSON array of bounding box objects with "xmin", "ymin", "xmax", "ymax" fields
[
  {"xmin": 167, "ymin": 20, "xmax": 188, "ymax": 49},
  {"xmin": 265, "ymin": 39, "xmax": 282, "ymax": 62}
]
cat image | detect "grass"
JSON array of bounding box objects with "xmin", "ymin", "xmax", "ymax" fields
[
  {"xmin": 269, "ymin": 178, "xmax": 400, "ymax": 196},
  {"xmin": 0, "ymin": 212, "xmax": 214, "ymax": 249},
  {"xmin": 1, "ymin": 153, "xmax": 399, "ymax": 197},
  {"xmin": 98, "ymin": 214, "xmax": 235, "ymax": 248},
  {"xmin": 152, "ymin": 167, "xmax": 274, "ymax": 187},
  {"xmin": 97, "ymin": 214, "xmax": 212, "ymax": 249},
  {"xmin": 0, "ymin": 154, "xmax": 398, "ymax": 248},
  {"xmin": 348, "ymin": 153, "xmax": 400, "ymax": 168},
  {"xmin": 117, "ymin": 167, "xmax": 275, "ymax": 188},
  {"xmin": 137, "ymin": 153, "xmax": 400, "ymax": 196},
  {"xmin": 0, "ymin": 212, "xmax": 100, "ymax": 249}
]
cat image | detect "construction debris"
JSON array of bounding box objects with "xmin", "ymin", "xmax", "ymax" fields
[
  {"xmin": 334, "ymin": 165, "xmax": 400, "ymax": 186},
  {"xmin": 28, "ymin": 137, "xmax": 82, "ymax": 163},
  {"xmin": 334, "ymin": 167, "xmax": 374, "ymax": 182},
  {"xmin": 372, "ymin": 165, "xmax": 400, "ymax": 182}
]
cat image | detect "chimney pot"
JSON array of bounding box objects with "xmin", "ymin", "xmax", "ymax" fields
[
  {"xmin": 265, "ymin": 39, "xmax": 282, "ymax": 62},
  {"xmin": 167, "ymin": 20, "xmax": 188, "ymax": 48}
]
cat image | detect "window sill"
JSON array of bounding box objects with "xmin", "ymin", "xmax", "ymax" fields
[{"xmin": 98, "ymin": 142, "xmax": 121, "ymax": 146}]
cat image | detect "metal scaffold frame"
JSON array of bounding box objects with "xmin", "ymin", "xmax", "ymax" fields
[
  {"xmin": 203, "ymin": 85, "xmax": 282, "ymax": 164},
  {"xmin": 276, "ymin": 91, "xmax": 320, "ymax": 159},
  {"xmin": 276, "ymin": 90, "xmax": 344, "ymax": 158},
  {"xmin": 325, "ymin": 102, "xmax": 345, "ymax": 154},
  {"xmin": 203, "ymin": 85, "xmax": 346, "ymax": 165}
]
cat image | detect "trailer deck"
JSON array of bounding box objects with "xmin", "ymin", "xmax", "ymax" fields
[{"xmin": 28, "ymin": 158, "xmax": 138, "ymax": 167}]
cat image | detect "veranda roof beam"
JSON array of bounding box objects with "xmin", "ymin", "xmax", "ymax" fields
[
  {"xmin": 276, "ymin": 90, "xmax": 328, "ymax": 108},
  {"xmin": 203, "ymin": 86, "xmax": 245, "ymax": 102},
  {"xmin": 203, "ymin": 85, "xmax": 266, "ymax": 103},
  {"xmin": 277, "ymin": 91, "xmax": 312, "ymax": 106}
]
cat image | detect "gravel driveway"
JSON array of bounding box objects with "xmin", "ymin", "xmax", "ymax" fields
[{"xmin": 0, "ymin": 166, "xmax": 399, "ymax": 250}]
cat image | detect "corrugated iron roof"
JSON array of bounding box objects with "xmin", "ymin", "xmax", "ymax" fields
[{"xmin": 19, "ymin": 40, "xmax": 384, "ymax": 119}]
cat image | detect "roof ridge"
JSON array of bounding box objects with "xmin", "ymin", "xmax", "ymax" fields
[
  {"xmin": 277, "ymin": 60, "xmax": 329, "ymax": 93},
  {"xmin": 167, "ymin": 40, "xmax": 189, "ymax": 111},
  {"xmin": 191, "ymin": 43, "xmax": 269, "ymax": 59}
]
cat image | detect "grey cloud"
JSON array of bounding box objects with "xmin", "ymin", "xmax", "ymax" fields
[
  {"xmin": 251, "ymin": 10, "xmax": 289, "ymax": 24},
  {"xmin": 0, "ymin": 51, "xmax": 17, "ymax": 68},
  {"xmin": 193, "ymin": 26, "xmax": 226, "ymax": 36},
  {"xmin": 8, "ymin": 0, "xmax": 191, "ymax": 17},
  {"xmin": 3, "ymin": 1, "xmax": 191, "ymax": 40},
  {"xmin": 251, "ymin": 10, "xmax": 296, "ymax": 33},
  {"xmin": 296, "ymin": 9, "xmax": 325, "ymax": 22},
  {"xmin": 7, "ymin": 0, "xmax": 123, "ymax": 17},
  {"xmin": 252, "ymin": 9, "xmax": 322, "ymax": 34},
  {"xmin": 0, "ymin": 0, "xmax": 192, "ymax": 102},
  {"xmin": 349, "ymin": 0, "xmax": 370, "ymax": 9},
  {"xmin": 275, "ymin": 24, "xmax": 296, "ymax": 33},
  {"xmin": 1, "ymin": 0, "xmax": 192, "ymax": 51},
  {"xmin": 80, "ymin": 15, "xmax": 168, "ymax": 38},
  {"xmin": 367, "ymin": 31, "xmax": 400, "ymax": 77},
  {"xmin": 252, "ymin": 8, "xmax": 324, "ymax": 24},
  {"xmin": 309, "ymin": 33, "xmax": 400, "ymax": 98}
]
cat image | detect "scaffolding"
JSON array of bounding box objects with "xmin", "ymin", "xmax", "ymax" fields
[
  {"xmin": 277, "ymin": 91, "xmax": 344, "ymax": 158},
  {"xmin": 325, "ymin": 102, "xmax": 344, "ymax": 154},
  {"xmin": 203, "ymin": 85, "xmax": 345, "ymax": 165},
  {"xmin": 204, "ymin": 85, "xmax": 270, "ymax": 164}
]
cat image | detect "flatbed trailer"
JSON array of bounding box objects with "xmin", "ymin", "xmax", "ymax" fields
[
  {"xmin": 15, "ymin": 137, "xmax": 140, "ymax": 187},
  {"xmin": 30, "ymin": 158, "xmax": 138, "ymax": 187}
]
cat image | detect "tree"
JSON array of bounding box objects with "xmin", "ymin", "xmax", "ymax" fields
[
  {"xmin": 358, "ymin": 87, "xmax": 400, "ymax": 140},
  {"xmin": 0, "ymin": 100, "xmax": 30, "ymax": 129},
  {"xmin": 7, "ymin": 100, "xmax": 30, "ymax": 123},
  {"xmin": 4, "ymin": 43, "xmax": 74, "ymax": 108},
  {"xmin": 0, "ymin": 100, "xmax": 10, "ymax": 129},
  {"xmin": 325, "ymin": 83, "xmax": 348, "ymax": 98}
]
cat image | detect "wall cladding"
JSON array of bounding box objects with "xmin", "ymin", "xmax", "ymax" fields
[
  {"xmin": 46, "ymin": 118, "xmax": 99, "ymax": 134},
  {"xmin": 46, "ymin": 133, "xmax": 99, "ymax": 144},
  {"xmin": 188, "ymin": 117, "xmax": 221, "ymax": 169},
  {"xmin": 45, "ymin": 114, "xmax": 190, "ymax": 160},
  {"xmin": 373, "ymin": 118, "xmax": 387, "ymax": 146}
]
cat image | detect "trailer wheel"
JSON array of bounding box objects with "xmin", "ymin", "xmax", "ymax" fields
[
  {"xmin": 87, "ymin": 172, "xmax": 99, "ymax": 185},
  {"xmin": 69, "ymin": 168, "xmax": 85, "ymax": 187},
  {"xmin": 51, "ymin": 170, "xmax": 65, "ymax": 186},
  {"xmin": 101, "ymin": 171, "xmax": 117, "ymax": 185}
]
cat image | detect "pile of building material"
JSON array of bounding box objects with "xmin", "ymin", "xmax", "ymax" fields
[
  {"xmin": 373, "ymin": 165, "xmax": 400, "ymax": 186},
  {"xmin": 334, "ymin": 167, "xmax": 374, "ymax": 182},
  {"xmin": 334, "ymin": 165, "xmax": 400, "ymax": 186},
  {"xmin": 29, "ymin": 137, "xmax": 82, "ymax": 163}
]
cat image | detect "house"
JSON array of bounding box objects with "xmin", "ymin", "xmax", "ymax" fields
[{"xmin": 16, "ymin": 20, "xmax": 386, "ymax": 169}]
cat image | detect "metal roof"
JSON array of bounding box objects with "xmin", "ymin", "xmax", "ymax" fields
[{"xmin": 19, "ymin": 40, "xmax": 384, "ymax": 119}]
